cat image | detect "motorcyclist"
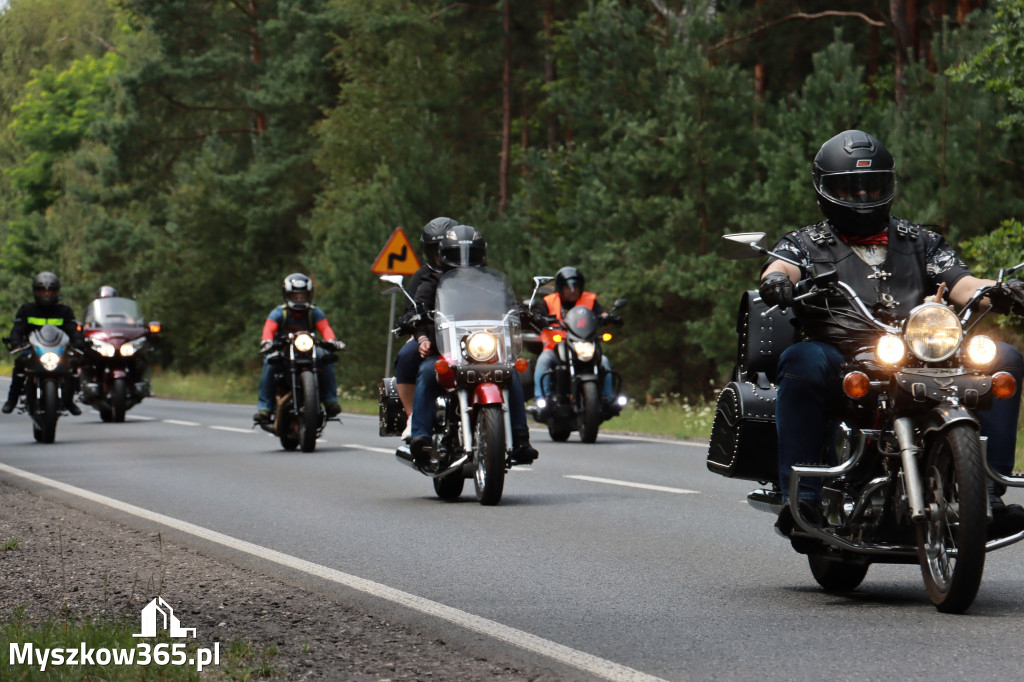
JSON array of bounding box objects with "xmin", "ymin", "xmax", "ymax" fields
[
  {"xmin": 408, "ymin": 224, "xmax": 539, "ymax": 467},
  {"xmin": 97, "ymin": 285, "xmax": 118, "ymax": 299},
  {"xmin": 758, "ymin": 129, "xmax": 1024, "ymax": 535},
  {"xmin": 531, "ymin": 266, "xmax": 620, "ymax": 414},
  {"xmin": 3, "ymin": 271, "xmax": 84, "ymax": 415},
  {"xmin": 392, "ymin": 217, "xmax": 460, "ymax": 440},
  {"xmin": 253, "ymin": 273, "xmax": 346, "ymax": 423}
]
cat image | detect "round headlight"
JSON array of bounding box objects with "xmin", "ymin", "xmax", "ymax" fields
[
  {"xmin": 293, "ymin": 333, "xmax": 315, "ymax": 353},
  {"xmin": 904, "ymin": 303, "xmax": 963, "ymax": 362},
  {"xmin": 572, "ymin": 341, "xmax": 596, "ymax": 362},
  {"xmin": 466, "ymin": 332, "xmax": 497, "ymax": 362},
  {"xmin": 876, "ymin": 334, "xmax": 905, "ymax": 365},
  {"xmin": 965, "ymin": 335, "xmax": 997, "ymax": 367},
  {"xmin": 40, "ymin": 352, "xmax": 61, "ymax": 371}
]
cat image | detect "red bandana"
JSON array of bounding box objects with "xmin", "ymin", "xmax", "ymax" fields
[{"xmin": 840, "ymin": 231, "xmax": 889, "ymax": 246}]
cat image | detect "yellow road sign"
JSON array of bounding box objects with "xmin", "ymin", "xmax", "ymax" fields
[{"xmin": 371, "ymin": 227, "xmax": 421, "ymax": 275}]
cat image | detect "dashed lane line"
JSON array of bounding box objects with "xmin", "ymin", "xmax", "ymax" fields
[
  {"xmin": 0, "ymin": 463, "xmax": 670, "ymax": 682},
  {"xmin": 565, "ymin": 475, "xmax": 699, "ymax": 495},
  {"xmin": 163, "ymin": 419, "xmax": 200, "ymax": 427}
]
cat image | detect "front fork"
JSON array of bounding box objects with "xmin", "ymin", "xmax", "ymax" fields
[{"xmin": 458, "ymin": 385, "xmax": 513, "ymax": 456}]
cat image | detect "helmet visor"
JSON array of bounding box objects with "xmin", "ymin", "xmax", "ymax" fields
[
  {"xmin": 286, "ymin": 291, "xmax": 311, "ymax": 305},
  {"xmin": 441, "ymin": 243, "xmax": 486, "ymax": 268},
  {"xmin": 817, "ymin": 170, "xmax": 895, "ymax": 208}
]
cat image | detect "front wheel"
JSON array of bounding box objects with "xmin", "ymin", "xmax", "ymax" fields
[
  {"xmin": 473, "ymin": 405, "xmax": 506, "ymax": 505},
  {"xmin": 916, "ymin": 424, "xmax": 987, "ymax": 613},
  {"xmin": 39, "ymin": 379, "xmax": 59, "ymax": 444},
  {"xmin": 110, "ymin": 377, "xmax": 127, "ymax": 423},
  {"xmin": 299, "ymin": 371, "xmax": 320, "ymax": 453},
  {"xmin": 577, "ymin": 381, "xmax": 601, "ymax": 443}
]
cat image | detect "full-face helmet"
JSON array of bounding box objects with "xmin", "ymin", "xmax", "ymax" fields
[
  {"xmin": 554, "ymin": 266, "xmax": 584, "ymax": 306},
  {"xmin": 812, "ymin": 130, "xmax": 896, "ymax": 237},
  {"xmin": 97, "ymin": 285, "xmax": 118, "ymax": 298},
  {"xmin": 439, "ymin": 225, "xmax": 487, "ymax": 270},
  {"xmin": 32, "ymin": 271, "xmax": 61, "ymax": 307},
  {"xmin": 282, "ymin": 273, "xmax": 314, "ymax": 312},
  {"xmin": 421, "ymin": 217, "xmax": 459, "ymax": 271}
]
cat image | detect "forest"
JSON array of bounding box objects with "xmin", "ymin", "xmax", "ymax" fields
[{"xmin": 1, "ymin": 0, "xmax": 1022, "ymax": 400}]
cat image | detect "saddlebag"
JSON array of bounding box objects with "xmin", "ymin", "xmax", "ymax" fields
[
  {"xmin": 707, "ymin": 376, "xmax": 779, "ymax": 482},
  {"xmin": 378, "ymin": 377, "xmax": 407, "ymax": 437}
]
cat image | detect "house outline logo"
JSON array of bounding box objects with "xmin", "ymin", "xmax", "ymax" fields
[{"xmin": 133, "ymin": 597, "xmax": 197, "ymax": 639}]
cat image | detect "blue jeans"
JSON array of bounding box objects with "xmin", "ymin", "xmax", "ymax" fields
[
  {"xmin": 257, "ymin": 351, "xmax": 339, "ymax": 411},
  {"xmin": 411, "ymin": 355, "xmax": 529, "ymax": 440},
  {"xmin": 776, "ymin": 340, "xmax": 1023, "ymax": 501},
  {"xmin": 533, "ymin": 349, "xmax": 615, "ymax": 401},
  {"xmin": 394, "ymin": 338, "xmax": 420, "ymax": 384}
]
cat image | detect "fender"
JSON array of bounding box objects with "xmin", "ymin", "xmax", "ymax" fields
[
  {"xmin": 920, "ymin": 403, "xmax": 979, "ymax": 441},
  {"xmin": 472, "ymin": 382, "xmax": 504, "ymax": 406}
]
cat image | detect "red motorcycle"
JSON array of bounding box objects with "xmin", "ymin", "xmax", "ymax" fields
[{"xmin": 78, "ymin": 296, "xmax": 161, "ymax": 422}]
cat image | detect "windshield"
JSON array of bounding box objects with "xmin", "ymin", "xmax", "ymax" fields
[
  {"xmin": 434, "ymin": 267, "xmax": 521, "ymax": 362},
  {"xmin": 83, "ymin": 297, "xmax": 144, "ymax": 329}
]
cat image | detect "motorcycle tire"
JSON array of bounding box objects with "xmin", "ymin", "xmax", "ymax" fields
[
  {"xmin": 298, "ymin": 371, "xmax": 319, "ymax": 453},
  {"xmin": 99, "ymin": 409, "xmax": 113, "ymax": 423},
  {"xmin": 39, "ymin": 379, "xmax": 59, "ymax": 444},
  {"xmin": 808, "ymin": 554, "xmax": 869, "ymax": 592},
  {"xmin": 111, "ymin": 378, "xmax": 127, "ymax": 423},
  {"xmin": 433, "ymin": 474, "xmax": 465, "ymax": 501},
  {"xmin": 916, "ymin": 423, "xmax": 987, "ymax": 614},
  {"xmin": 577, "ymin": 382, "xmax": 601, "ymax": 444},
  {"xmin": 474, "ymin": 404, "xmax": 506, "ymax": 506},
  {"xmin": 547, "ymin": 423, "xmax": 571, "ymax": 442}
]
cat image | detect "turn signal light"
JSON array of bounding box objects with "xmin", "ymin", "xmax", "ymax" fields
[
  {"xmin": 553, "ymin": 334, "xmax": 563, "ymax": 343},
  {"xmin": 992, "ymin": 372, "xmax": 1017, "ymax": 400},
  {"xmin": 514, "ymin": 358, "xmax": 529, "ymax": 373},
  {"xmin": 435, "ymin": 356, "xmax": 451, "ymax": 375},
  {"xmin": 843, "ymin": 371, "xmax": 871, "ymax": 399},
  {"xmin": 435, "ymin": 355, "xmax": 455, "ymax": 389},
  {"xmin": 602, "ymin": 333, "xmax": 613, "ymax": 342},
  {"xmin": 148, "ymin": 322, "xmax": 162, "ymax": 334}
]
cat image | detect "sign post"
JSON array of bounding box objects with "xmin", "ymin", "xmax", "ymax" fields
[{"xmin": 371, "ymin": 228, "xmax": 421, "ymax": 378}]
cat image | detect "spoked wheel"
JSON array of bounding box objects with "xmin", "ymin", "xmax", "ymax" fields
[
  {"xmin": 577, "ymin": 382, "xmax": 601, "ymax": 443},
  {"xmin": 808, "ymin": 554, "xmax": 869, "ymax": 592},
  {"xmin": 39, "ymin": 379, "xmax": 59, "ymax": 444},
  {"xmin": 433, "ymin": 474, "xmax": 465, "ymax": 500},
  {"xmin": 298, "ymin": 371, "xmax": 320, "ymax": 453},
  {"xmin": 916, "ymin": 424, "xmax": 987, "ymax": 613},
  {"xmin": 110, "ymin": 378, "xmax": 127, "ymax": 423},
  {"xmin": 473, "ymin": 405, "xmax": 506, "ymax": 506}
]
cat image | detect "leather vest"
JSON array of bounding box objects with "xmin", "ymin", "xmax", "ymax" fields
[
  {"xmin": 541, "ymin": 291, "xmax": 597, "ymax": 350},
  {"xmin": 790, "ymin": 218, "xmax": 928, "ymax": 345}
]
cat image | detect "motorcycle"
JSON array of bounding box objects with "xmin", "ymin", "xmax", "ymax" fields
[
  {"xmin": 4, "ymin": 325, "xmax": 80, "ymax": 443},
  {"xmin": 78, "ymin": 296, "xmax": 161, "ymax": 422},
  {"xmin": 528, "ymin": 278, "xmax": 628, "ymax": 443},
  {"xmin": 378, "ymin": 268, "xmax": 533, "ymax": 506},
  {"xmin": 255, "ymin": 331, "xmax": 341, "ymax": 452},
  {"xmin": 708, "ymin": 231, "xmax": 1024, "ymax": 613}
]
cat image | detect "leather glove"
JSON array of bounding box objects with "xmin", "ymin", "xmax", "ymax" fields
[
  {"xmin": 259, "ymin": 339, "xmax": 274, "ymax": 354},
  {"xmin": 759, "ymin": 271, "xmax": 796, "ymax": 309},
  {"xmin": 990, "ymin": 278, "xmax": 1024, "ymax": 316},
  {"xmin": 329, "ymin": 339, "xmax": 347, "ymax": 352}
]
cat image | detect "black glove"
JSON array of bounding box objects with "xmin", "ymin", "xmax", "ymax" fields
[
  {"xmin": 259, "ymin": 339, "xmax": 274, "ymax": 355},
  {"xmin": 759, "ymin": 271, "xmax": 796, "ymax": 309},
  {"xmin": 990, "ymin": 278, "xmax": 1024, "ymax": 316},
  {"xmin": 393, "ymin": 311, "xmax": 419, "ymax": 337}
]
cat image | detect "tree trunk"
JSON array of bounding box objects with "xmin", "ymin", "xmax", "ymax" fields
[
  {"xmin": 543, "ymin": 0, "xmax": 558, "ymax": 150},
  {"xmin": 890, "ymin": 0, "xmax": 911, "ymax": 106},
  {"xmin": 498, "ymin": 0, "xmax": 512, "ymax": 214}
]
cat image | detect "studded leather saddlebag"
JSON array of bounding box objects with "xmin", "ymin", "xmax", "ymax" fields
[
  {"xmin": 707, "ymin": 376, "xmax": 779, "ymax": 482},
  {"xmin": 378, "ymin": 377, "xmax": 407, "ymax": 437}
]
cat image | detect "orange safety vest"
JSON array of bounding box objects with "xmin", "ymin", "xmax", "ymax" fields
[{"xmin": 540, "ymin": 291, "xmax": 597, "ymax": 350}]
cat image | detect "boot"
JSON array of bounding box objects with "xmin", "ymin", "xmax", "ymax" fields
[{"xmin": 510, "ymin": 429, "xmax": 538, "ymax": 465}]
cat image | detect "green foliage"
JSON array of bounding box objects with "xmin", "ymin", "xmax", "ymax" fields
[{"xmin": 959, "ymin": 219, "xmax": 1024, "ymax": 335}]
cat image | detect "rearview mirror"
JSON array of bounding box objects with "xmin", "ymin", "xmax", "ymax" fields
[
  {"xmin": 612, "ymin": 299, "xmax": 628, "ymax": 310},
  {"xmin": 721, "ymin": 232, "xmax": 768, "ymax": 260},
  {"xmin": 379, "ymin": 274, "xmax": 404, "ymax": 296}
]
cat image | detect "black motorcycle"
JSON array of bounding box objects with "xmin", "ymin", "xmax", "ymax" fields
[
  {"xmin": 529, "ymin": 280, "xmax": 627, "ymax": 443},
  {"xmin": 378, "ymin": 268, "xmax": 535, "ymax": 505},
  {"xmin": 255, "ymin": 331, "xmax": 340, "ymax": 452},
  {"xmin": 708, "ymin": 232, "xmax": 1024, "ymax": 613},
  {"xmin": 4, "ymin": 325, "xmax": 80, "ymax": 443},
  {"xmin": 78, "ymin": 296, "xmax": 161, "ymax": 422}
]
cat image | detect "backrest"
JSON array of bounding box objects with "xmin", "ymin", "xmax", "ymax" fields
[{"xmin": 735, "ymin": 290, "xmax": 799, "ymax": 384}]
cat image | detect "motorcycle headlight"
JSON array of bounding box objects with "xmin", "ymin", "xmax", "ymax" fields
[
  {"xmin": 93, "ymin": 340, "xmax": 116, "ymax": 358},
  {"xmin": 572, "ymin": 341, "xmax": 596, "ymax": 362},
  {"xmin": 876, "ymin": 334, "xmax": 905, "ymax": 365},
  {"xmin": 965, "ymin": 335, "xmax": 997, "ymax": 367},
  {"xmin": 120, "ymin": 340, "xmax": 139, "ymax": 357},
  {"xmin": 40, "ymin": 352, "xmax": 61, "ymax": 371},
  {"xmin": 293, "ymin": 333, "xmax": 315, "ymax": 353},
  {"xmin": 904, "ymin": 303, "xmax": 963, "ymax": 362},
  {"xmin": 466, "ymin": 332, "xmax": 497, "ymax": 362}
]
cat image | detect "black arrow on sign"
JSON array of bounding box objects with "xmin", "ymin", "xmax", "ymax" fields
[{"xmin": 388, "ymin": 246, "xmax": 408, "ymax": 270}]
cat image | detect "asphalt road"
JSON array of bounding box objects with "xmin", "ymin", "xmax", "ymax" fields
[{"xmin": 2, "ymin": 390, "xmax": 1024, "ymax": 681}]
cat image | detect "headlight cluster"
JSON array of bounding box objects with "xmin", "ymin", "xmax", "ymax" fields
[
  {"xmin": 572, "ymin": 341, "xmax": 596, "ymax": 362},
  {"xmin": 293, "ymin": 333, "xmax": 315, "ymax": 353},
  {"xmin": 465, "ymin": 332, "xmax": 497, "ymax": 362},
  {"xmin": 92, "ymin": 338, "xmax": 144, "ymax": 358},
  {"xmin": 903, "ymin": 303, "xmax": 962, "ymax": 362}
]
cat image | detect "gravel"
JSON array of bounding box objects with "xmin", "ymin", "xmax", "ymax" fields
[{"xmin": 0, "ymin": 479, "xmax": 565, "ymax": 681}]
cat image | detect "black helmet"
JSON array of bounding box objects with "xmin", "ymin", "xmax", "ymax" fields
[
  {"xmin": 282, "ymin": 273, "xmax": 313, "ymax": 312},
  {"xmin": 32, "ymin": 271, "xmax": 61, "ymax": 307},
  {"xmin": 554, "ymin": 266, "xmax": 584, "ymax": 302},
  {"xmin": 439, "ymin": 225, "xmax": 487, "ymax": 270},
  {"xmin": 812, "ymin": 130, "xmax": 896, "ymax": 236},
  {"xmin": 421, "ymin": 217, "xmax": 458, "ymax": 271},
  {"xmin": 97, "ymin": 285, "xmax": 118, "ymax": 298}
]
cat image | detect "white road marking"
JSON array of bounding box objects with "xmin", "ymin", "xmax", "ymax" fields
[
  {"xmin": 566, "ymin": 475, "xmax": 699, "ymax": 495},
  {"xmin": 127, "ymin": 415, "xmax": 156, "ymax": 421},
  {"xmin": 210, "ymin": 426, "xmax": 253, "ymax": 434},
  {"xmin": 0, "ymin": 463, "xmax": 667, "ymax": 682},
  {"xmin": 344, "ymin": 443, "xmax": 396, "ymax": 454},
  {"xmin": 163, "ymin": 419, "xmax": 200, "ymax": 427}
]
